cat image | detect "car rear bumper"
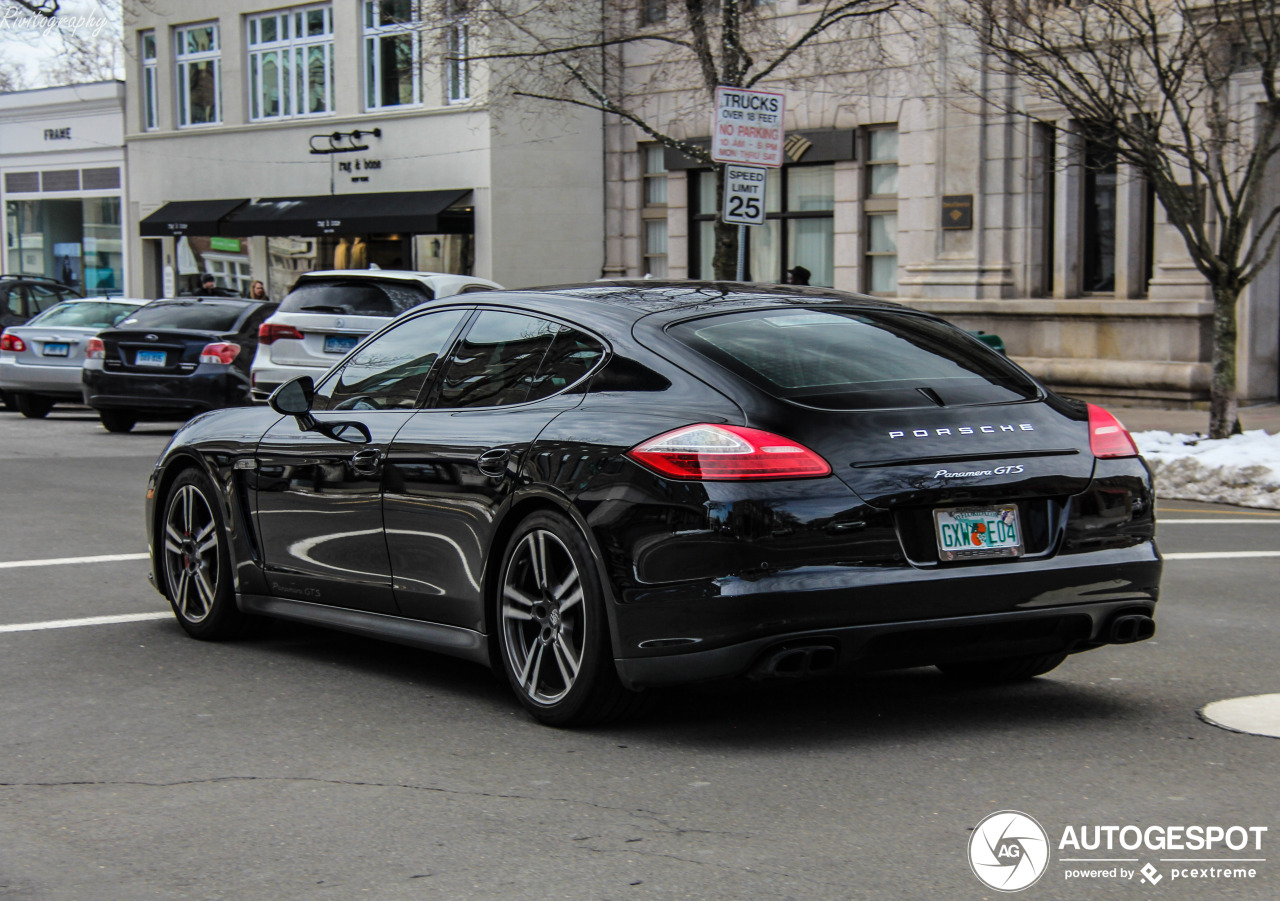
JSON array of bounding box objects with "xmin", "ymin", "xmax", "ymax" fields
[
  {"xmin": 83, "ymin": 366, "xmax": 253, "ymax": 415},
  {"xmin": 608, "ymin": 542, "xmax": 1161, "ymax": 688},
  {"xmin": 249, "ymin": 361, "xmax": 332, "ymax": 402},
  {"xmin": 0, "ymin": 358, "xmax": 84, "ymax": 397}
]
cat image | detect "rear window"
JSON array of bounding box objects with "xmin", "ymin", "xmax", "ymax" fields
[
  {"xmin": 116, "ymin": 302, "xmax": 248, "ymax": 332},
  {"xmin": 29, "ymin": 301, "xmax": 139, "ymax": 329},
  {"xmin": 669, "ymin": 308, "xmax": 1039, "ymax": 410},
  {"xmin": 278, "ymin": 280, "xmax": 431, "ymax": 317}
]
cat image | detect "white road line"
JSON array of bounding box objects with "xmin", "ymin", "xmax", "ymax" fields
[
  {"xmin": 0, "ymin": 553, "xmax": 149, "ymax": 570},
  {"xmin": 1161, "ymin": 519, "xmax": 1280, "ymax": 524},
  {"xmin": 1164, "ymin": 551, "xmax": 1280, "ymax": 560},
  {"xmin": 0, "ymin": 612, "xmax": 170, "ymax": 634}
]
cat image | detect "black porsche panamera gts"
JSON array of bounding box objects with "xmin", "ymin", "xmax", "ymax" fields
[{"xmin": 145, "ymin": 282, "xmax": 1161, "ymax": 725}]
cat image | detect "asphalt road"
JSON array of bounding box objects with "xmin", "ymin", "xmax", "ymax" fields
[{"xmin": 1, "ymin": 408, "xmax": 1277, "ymax": 900}]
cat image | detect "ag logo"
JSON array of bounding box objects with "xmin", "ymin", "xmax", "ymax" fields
[{"xmin": 968, "ymin": 810, "xmax": 1050, "ymax": 892}]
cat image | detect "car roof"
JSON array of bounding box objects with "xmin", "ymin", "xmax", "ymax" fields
[
  {"xmin": 54, "ymin": 296, "xmax": 147, "ymax": 305},
  {"xmin": 297, "ymin": 270, "xmax": 502, "ymax": 287}
]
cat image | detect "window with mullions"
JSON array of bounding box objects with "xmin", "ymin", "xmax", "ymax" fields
[
  {"xmin": 864, "ymin": 126, "xmax": 898, "ymax": 294},
  {"xmin": 690, "ymin": 164, "xmax": 834, "ymax": 286},
  {"xmin": 641, "ymin": 144, "xmax": 668, "ymax": 277},
  {"xmin": 247, "ymin": 4, "xmax": 334, "ymax": 121},
  {"xmin": 364, "ymin": 0, "xmax": 419, "ymax": 110},
  {"xmin": 175, "ymin": 23, "xmax": 220, "ymax": 127},
  {"xmin": 141, "ymin": 31, "xmax": 158, "ymax": 130},
  {"xmin": 446, "ymin": 17, "xmax": 470, "ymax": 103}
]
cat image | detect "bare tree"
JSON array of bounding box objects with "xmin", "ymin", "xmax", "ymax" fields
[
  {"xmin": 948, "ymin": 0, "xmax": 1280, "ymax": 438},
  {"xmin": 447, "ymin": 0, "xmax": 900, "ymax": 280},
  {"xmin": 8, "ymin": 1, "xmax": 60, "ymax": 16},
  {"xmin": 42, "ymin": 21, "xmax": 122, "ymax": 83},
  {"xmin": 0, "ymin": 58, "xmax": 28, "ymax": 91}
]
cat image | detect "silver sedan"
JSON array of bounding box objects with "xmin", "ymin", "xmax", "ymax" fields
[{"xmin": 0, "ymin": 298, "xmax": 146, "ymax": 418}]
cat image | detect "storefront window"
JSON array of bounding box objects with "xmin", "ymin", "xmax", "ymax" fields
[
  {"xmin": 6, "ymin": 198, "xmax": 123, "ymax": 294},
  {"xmin": 691, "ymin": 164, "xmax": 834, "ymax": 286}
]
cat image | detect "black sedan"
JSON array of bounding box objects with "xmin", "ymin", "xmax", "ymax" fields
[
  {"xmin": 83, "ymin": 297, "xmax": 276, "ymax": 432},
  {"xmin": 144, "ymin": 283, "xmax": 1161, "ymax": 726}
]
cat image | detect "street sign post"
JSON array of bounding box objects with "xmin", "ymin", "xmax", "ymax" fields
[{"xmin": 722, "ymin": 164, "xmax": 768, "ymax": 226}]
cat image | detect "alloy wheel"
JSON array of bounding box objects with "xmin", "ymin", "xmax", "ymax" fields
[
  {"xmin": 501, "ymin": 529, "xmax": 586, "ymax": 705},
  {"xmin": 163, "ymin": 484, "xmax": 221, "ymax": 623}
]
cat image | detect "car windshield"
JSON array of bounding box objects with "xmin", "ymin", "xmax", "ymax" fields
[
  {"xmin": 669, "ymin": 308, "xmax": 1040, "ymax": 410},
  {"xmin": 28, "ymin": 301, "xmax": 140, "ymax": 329},
  {"xmin": 277, "ymin": 280, "xmax": 432, "ymax": 317},
  {"xmin": 115, "ymin": 302, "xmax": 247, "ymax": 332}
]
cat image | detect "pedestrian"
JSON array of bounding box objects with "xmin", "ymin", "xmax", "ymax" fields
[
  {"xmin": 786, "ymin": 266, "xmax": 811, "ymax": 286},
  {"xmin": 198, "ymin": 273, "xmax": 235, "ymax": 296},
  {"xmin": 249, "ymin": 279, "xmax": 269, "ymax": 301}
]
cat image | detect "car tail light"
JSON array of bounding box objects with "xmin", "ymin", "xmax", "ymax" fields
[
  {"xmin": 1087, "ymin": 403, "xmax": 1139, "ymax": 458},
  {"xmin": 200, "ymin": 342, "xmax": 241, "ymax": 365},
  {"xmin": 85, "ymin": 337, "xmax": 105, "ymax": 359},
  {"xmin": 0, "ymin": 333, "xmax": 26, "ymax": 353},
  {"xmin": 627, "ymin": 423, "xmax": 832, "ymax": 480},
  {"xmin": 258, "ymin": 323, "xmax": 305, "ymax": 344}
]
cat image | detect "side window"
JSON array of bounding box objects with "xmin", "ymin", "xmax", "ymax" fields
[
  {"xmin": 434, "ymin": 310, "xmax": 559, "ymax": 408},
  {"xmin": 7, "ymin": 285, "xmax": 29, "ymax": 318},
  {"xmin": 526, "ymin": 327, "xmax": 605, "ymax": 402},
  {"xmin": 3, "ymin": 287, "xmax": 21, "ymax": 318},
  {"xmin": 315, "ymin": 309, "xmax": 467, "ymax": 412},
  {"xmin": 29, "ymin": 285, "xmax": 64, "ymax": 314}
]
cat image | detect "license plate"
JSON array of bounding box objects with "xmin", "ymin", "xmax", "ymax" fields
[
  {"xmin": 323, "ymin": 335, "xmax": 358, "ymax": 354},
  {"xmin": 42, "ymin": 343, "xmax": 69, "ymax": 357},
  {"xmin": 933, "ymin": 505, "xmax": 1023, "ymax": 561},
  {"xmin": 135, "ymin": 349, "xmax": 167, "ymax": 367}
]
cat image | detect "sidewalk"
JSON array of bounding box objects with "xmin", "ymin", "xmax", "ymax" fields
[{"xmin": 1114, "ymin": 403, "xmax": 1280, "ymax": 436}]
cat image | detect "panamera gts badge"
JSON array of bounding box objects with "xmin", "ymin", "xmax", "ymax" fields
[{"xmin": 889, "ymin": 423, "xmax": 1035, "ymax": 438}]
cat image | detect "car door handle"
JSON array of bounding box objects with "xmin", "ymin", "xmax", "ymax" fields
[
  {"xmin": 477, "ymin": 447, "xmax": 511, "ymax": 477},
  {"xmin": 349, "ymin": 448, "xmax": 383, "ymax": 476}
]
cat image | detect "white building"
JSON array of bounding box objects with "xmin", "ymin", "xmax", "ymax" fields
[
  {"xmin": 122, "ymin": 0, "xmax": 603, "ymax": 299},
  {"xmin": 1, "ymin": 81, "xmax": 127, "ymax": 295}
]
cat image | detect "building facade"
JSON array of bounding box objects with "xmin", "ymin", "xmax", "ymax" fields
[
  {"xmin": 1, "ymin": 82, "xmax": 127, "ymax": 296},
  {"xmin": 601, "ymin": 2, "xmax": 1279, "ymax": 407},
  {"xmin": 122, "ymin": 0, "xmax": 604, "ymax": 300}
]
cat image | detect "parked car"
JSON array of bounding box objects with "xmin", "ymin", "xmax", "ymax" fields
[
  {"xmin": 145, "ymin": 282, "xmax": 1160, "ymax": 726},
  {"xmin": 0, "ymin": 297, "xmax": 146, "ymax": 418},
  {"xmin": 0, "ymin": 275, "xmax": 85, "ymax": 409},
  {"xmin": 83, "ymin": 296, "xmax": 276, "ymax": 432},
  {"xmin": 249, "ymin": 270, "xmax": 502, "ymax": 402}
]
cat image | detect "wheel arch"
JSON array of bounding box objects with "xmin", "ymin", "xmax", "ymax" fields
[{"xmin": 151, "ymin": 450, "xmax": 241, "ymax": 598}]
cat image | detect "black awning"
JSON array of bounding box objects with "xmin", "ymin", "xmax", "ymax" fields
[
  {"xmin": 139, "ymin": 199, "xmax": 250, "ymax": 236},
  {"xmin": 219, "ymin": 190, "xmax": 474, "ymax": 237}
]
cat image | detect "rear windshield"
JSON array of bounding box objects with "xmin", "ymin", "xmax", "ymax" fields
[
  {"xmin": 277, "ymin": 280, "xmax": 432, "ymax": 317},
  {"xmin": 669, "ymin": 308, "xmax": 1039, "ymax": 410},
  {"xmin": 28, "ymin": 301, "xmax": 140, "ymax": 329},
  {"xmin": 115, "ymin": 301, "xmax": 247, "ymax": 332}
]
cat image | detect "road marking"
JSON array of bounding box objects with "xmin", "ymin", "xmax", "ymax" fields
[
  {"xmin": 1164, "ymin": 551, "xmax": 1280, "ymax": 560},
  {"xmin": 1158, "ymin": 507, "xmax": 1280, "ymax": 517},
  {"xmin": 0, "ymin": 612, "xmax": 170, "ymax": 634},
  {"xmin": 1160, "ymin": 519, "xmax": 1280, "ymax": 524},
  {"xmin": 0, "ymin": 552, "xmax": 149, "ymax": 570}
]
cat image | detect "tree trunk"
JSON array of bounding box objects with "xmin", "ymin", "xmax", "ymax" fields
[
  {"xmin": 1208, "ymin": 282, "xmax": 1242, "ymax": 439},
  {"xmin": 709, "ymin": 164, "xmax": 742, "ymax": 281}
]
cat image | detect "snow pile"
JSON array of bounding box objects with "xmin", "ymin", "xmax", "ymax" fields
[{"xmin": 1133, "ymin": 429, "xmax": 1280, "ymax": 509}]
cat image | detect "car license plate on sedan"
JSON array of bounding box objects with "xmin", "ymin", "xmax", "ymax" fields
[
  {"xmin": 933, "ymin": 505, "xmax": 1022, "ymax": 561},
  {"xmin": 135, "ymin": 349, "xmax": 167, "ymax": 367},
  {"xmin": 323, "ymin": 335, "xmax": 358, "ymax": 354},
  {"xmin": 42, "ymin": 343, "xmax": 69, "ymax": 357}
]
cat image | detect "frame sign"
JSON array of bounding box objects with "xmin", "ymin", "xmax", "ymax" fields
[
  {"xmin": 712, "ymin": 86, "xmax": 786, "ymax": 167},
  {"xmin": 723, "ymin": 164, "xmax": 768, "ymax": 226}
]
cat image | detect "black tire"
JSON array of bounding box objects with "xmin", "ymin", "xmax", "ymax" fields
[
  {"xmin": 936, "ymin": 651, "xmax": 1069, "ymax": 683},
  {"xmin": 0, "ymin": 389, "xmax": 13, "ymax": 411},
  {"xmin": 100, "ymin": 410, "xmax": 137, "ymax": 433},
  {"xmin": 496, "ymin": 511, "xmax": 649, "ymax": 726},
  {"xmin": 160, "ymin": 468, "xmax": 248, "ymax": 640},
  {"xmin": 15, "ymin": 393, "xmax": 53, "ymax": 419}
]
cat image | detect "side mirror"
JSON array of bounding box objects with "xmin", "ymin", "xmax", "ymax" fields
[{"xmin": 268, "ymin": 376, "xmax": 314, "ymax": 416}]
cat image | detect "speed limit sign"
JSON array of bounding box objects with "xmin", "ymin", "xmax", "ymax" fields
[{"xmin": 723, "ymin": 164, "xmax": 768, "ymax": 226}]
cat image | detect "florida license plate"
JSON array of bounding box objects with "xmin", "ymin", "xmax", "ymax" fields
[
  {"xmin": 323, "ymin": 335, "xmax": 358, "ymax": 354},
  {"xmin": 933, "ymin": 505, "xmax": 1023, "ymax": 561},
  {"xmin": 42, "ymin": 343, "xmax": 69, "ymax": 357},
  {"xmin": 135, "ymin": 349, "xmax": 167, "ymax": 367}
]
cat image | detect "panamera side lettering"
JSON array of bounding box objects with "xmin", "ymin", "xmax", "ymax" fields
[
  {"xmin": 889, "ymin": 423, "xmax": 1035, "ymax": 439},
  {"xmin": 935, "ymin": 465, "xmax": 1025, "ymax": 478}
]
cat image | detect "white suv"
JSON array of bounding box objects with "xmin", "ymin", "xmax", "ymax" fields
[{"xmin": 249, "ymin": 270, "xmax": 501, "ymax": 401}]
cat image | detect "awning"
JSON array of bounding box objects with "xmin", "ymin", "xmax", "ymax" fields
[
  {"xmin": 220, "ymin": 190, "xmax": 474, "ymax": 237},
  {"xmin": 139, "ymin": 198, "xmax": 250, "ymax": 237}
]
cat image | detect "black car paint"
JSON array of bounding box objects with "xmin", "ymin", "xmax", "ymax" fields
[
  {"xmin": 84, "ymin": 299, "xmax": 275, "ymax": 419},
  {"xmin": 145, "ymin": 283, "xmax": 1160, "ymax": 689}
]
